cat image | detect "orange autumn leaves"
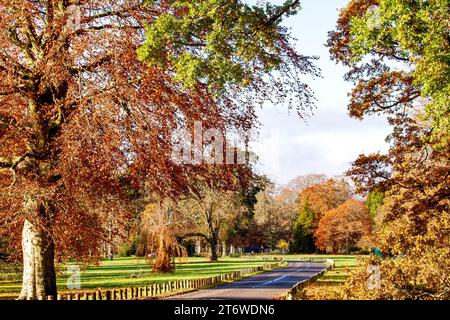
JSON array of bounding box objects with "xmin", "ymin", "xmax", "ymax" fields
[
  {"xmin": 295, "ymin": 179, "xmax": 374, "ymax": 254},
  {"xmin": 314, "ymin": 199, "xmax": 373, "ymax": 253}
]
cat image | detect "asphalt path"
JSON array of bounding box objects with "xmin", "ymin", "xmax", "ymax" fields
[{"xmin": 166, "ymin": 261, "xmax": 327, "ymax": 300}]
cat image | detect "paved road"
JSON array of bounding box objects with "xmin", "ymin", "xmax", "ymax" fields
[{"xmin": 166, "ymin": 261, "xmax": 327, "ymax": 300}]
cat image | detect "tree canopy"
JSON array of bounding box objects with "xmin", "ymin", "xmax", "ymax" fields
[
  {"xmin": 328, "ymin": 0, "xmax": 449, "ymax": 146},
  {"xmin": 0, "ymin": 0, "xmax": 317, "ymax": 299},
  {"xmin": 138, "ymin": 0, "xmax": 319, "ymax": 114},
  {"xmin": 314, "ymin": 199, "xmax": 373, "ymax": 253},
  {"xmin": 329, "ymin": 0, "xmax": 450, "ymax": 300}
]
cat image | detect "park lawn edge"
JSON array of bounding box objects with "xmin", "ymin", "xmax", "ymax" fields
[
  {"xmin": 0, "ymin": 258, "xmax": 287, "ymax": 300},
  {"xmin": 143, "ymin": 260, "xmax": 289, "ymax": 300}
]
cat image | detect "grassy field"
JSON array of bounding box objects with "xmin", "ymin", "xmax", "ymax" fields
[
  {"xmin": 0, "ymin": 256, "xmax": 278, "ymax": 298},
  {"xmin": 0, "ymin": 254, "xmax": 359, "ymax": 299}
]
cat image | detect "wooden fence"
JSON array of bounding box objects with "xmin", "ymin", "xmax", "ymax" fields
[
  {"xmin": 29, "ymin": 261, "xmax": 284, "ymax": 301},
  {"xmin": 284, "ymin": 258, "xmax": 335, "ymax": 300}
]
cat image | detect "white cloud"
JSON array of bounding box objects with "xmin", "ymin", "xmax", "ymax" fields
[
  {"xmin": 248, "ymin": 0, "xmax": 393, "ymax": 184},
  {"xmin": 252, "ymin": 106, "xmax": 391, "ymax": 184}
]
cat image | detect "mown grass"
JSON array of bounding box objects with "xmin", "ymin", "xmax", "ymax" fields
[
  {"xmin": 0, "ymin": 256, "xmax": 277, "ymax": 298},
  {"xmin": 0, "ymin": 254, "xmax": 359, "ymax": 300}
]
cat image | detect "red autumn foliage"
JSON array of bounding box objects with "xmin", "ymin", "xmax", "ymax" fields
[
  {"xmin": 0, "ymin": 0, "xmax": 240, "ymax": 263},
  {"xmin": 0, "ymin": 1, "xmax": 316, "ymax": 299},
  {"xmin": 298, "ymin": 178, "xmax": 352, "ymax": 226},
  {"xmin": 0, "ymin": 1, "xmax": 255, "ymax": 298},
  {"xmin": 314, "ymin": 199, "xmax": 373, "ymax": 253}
]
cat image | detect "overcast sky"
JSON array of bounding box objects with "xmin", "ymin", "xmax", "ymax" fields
[{"xmin": 250, "ymin": 0, "xmax": 392, "ymax": 185}]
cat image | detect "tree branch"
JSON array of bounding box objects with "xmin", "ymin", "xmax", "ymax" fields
[
  {"xmin": 0, "ymin": 157, "xmax": 12, "ymax": 168},
  {"xmin": 0, "ymin": 89, "xmax": 18, "ymax": 96},
  {"xmin": 267, "ymin": 0, "xmax": 300, "ymax": 26},
  {"xmin": 69, "ymin": 52, "xmax": 115, "ymax": 74},
  {"xmin": 180, "ymin": 232, "xmax": 210, "ymax": 242},
  {"xmin": 0, "ymin": 153, "xmax": 33, "ymax": 170}
]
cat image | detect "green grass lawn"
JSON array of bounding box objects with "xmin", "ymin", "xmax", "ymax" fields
[
  {"xmin": 0, "ymin": 254, "xmax": 359, "ymax": 299},
  {"xmin": 0, "ymin": 256, "xmax": 278, "ymax": 298}
]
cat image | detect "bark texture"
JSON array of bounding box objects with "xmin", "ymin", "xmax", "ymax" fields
[{"xmin": 18, "ymin": 219, "xmax": 56, "ymax": 300}]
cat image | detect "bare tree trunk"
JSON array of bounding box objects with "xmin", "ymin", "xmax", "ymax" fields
[
  {"xmin": 106, "ymin": 242, "xmax": 113, "ymax": 261},
  {"xmin": 209, "ymin": 236, "xmax": 218, "ymax": 261},
  {"xmin": 18, "ymin": 219, "xmax": 57, "ymax": 299},
  {"xmin": 222, "ymin": 241, "xmax": 227, "ymax": 257},
  {"xmin": 195, "ymin": 239, "xmax": 201, "ymax": 255},
  {"xmin": 210, "ymin": 244, "xmax": 218, "ymax": 261}
]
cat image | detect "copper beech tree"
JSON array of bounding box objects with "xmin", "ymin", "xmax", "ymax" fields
[
  {"xmin": 314, "ymin": 199, "xmax": 373, "ymax": 254},
  {"xmin": 0, "ymin": 1, "xmax": 317, "ymax": 299}
]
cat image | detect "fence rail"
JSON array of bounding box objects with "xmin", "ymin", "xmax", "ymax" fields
[
  {"xmin": 28, "ymin": 260, "xmax": 284, "ymax": 301},
  {"xmin": 284, "ymin": 258, "xmax": 335, "ymax": 300}
]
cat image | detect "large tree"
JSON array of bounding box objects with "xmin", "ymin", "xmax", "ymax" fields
[
  {"xmin": 329, "ymin": 0, "xmax": 450, "ymax": 299},
  {"xmin": 179, "ymin": 187, "xmax": 245, "ymax": 261},
  {"xmin": 345, "ymin": 118, "xmax": 450, "ymax": 299},
  {"xmin": 252, "ymin": 184, "xmax": 298, "ymax": 249},
  {"xmin": 328, "ymin": 0, "xmax": 449, "ymax": 146},
  {"xmin": 290, "ymin": 178, "xmax": 352, "ymax": 253},
  {"xmin": 314, "ymin": 199, "xmax": 373, "ymax": 254},
  {"xmin": 0, "ymin": 0, "xmax": 318, "ymax": 299},
  {"xmin": 140, "ymin": 199, "xmax": 191, "ymax": 273},
  {"xmin": 176, "ymin": 166, "xmax": 252, "ymax": 261}
]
